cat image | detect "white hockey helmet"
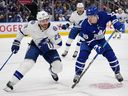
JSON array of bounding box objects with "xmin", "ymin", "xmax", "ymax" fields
[
  {"xmin": 118, "ymin": 8, "xmax": 122, "ymax": 11},
  {"xmin": 36, "ymin": 10, "xmax": 49, "ymax": 21},
  {"xmin": 77, "ymin": 3, "xmax": 84, "ymax": 8}
]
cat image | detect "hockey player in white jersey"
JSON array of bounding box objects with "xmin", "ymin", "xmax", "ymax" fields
[
  {"xmin": 4, "ymin": 11, "xmax": 63, "ymax": 92},
  {"xmin": 61, "ymin": 3, "xmax": 87, "ymax": 58},
  {"xmin": 113, "ymin": 8, "xmax": 127, "ymax": 39}
]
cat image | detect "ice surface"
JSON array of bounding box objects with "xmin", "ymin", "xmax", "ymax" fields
[{"xmin": 0, "ymin": 34, "xmax": 128, "ymax": 96}]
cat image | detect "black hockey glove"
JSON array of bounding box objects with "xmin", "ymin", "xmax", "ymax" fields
[
  {"xmin": 61, "ymin": 23, "xmax": 70, "ymax": 30},
  {"xmin": 11, "ymin": 40, "xmax": 20, "ymax": 54}
]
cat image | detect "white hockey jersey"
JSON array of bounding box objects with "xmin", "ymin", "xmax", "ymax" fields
[
  {"xmin": 15, "ymin": 20, "xmax": 62, "ymax": 49},
  {"xmin": 116, "ymin": 12, "xmax": 128, "ymax": 23},
  {"xmin": 69, "ymin": 10, "xmax": 87, "ymax": 28}
]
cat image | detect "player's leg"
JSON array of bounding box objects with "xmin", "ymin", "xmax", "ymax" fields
[
  {"xmin": 113, "ymin": 30, "xmax": 118, "ymax": 38},
  {"xmin": 4, "ymin": 41, "xmax": 40, "ymax": 91},
  {"xmin": 72, "ymin": 35, "xmax": 81, "ymax": 58},
  {"xmin": 102, "ymin": 43, "xmax": 123, "ymax": 82},
  {"xmin": 62, "ymin": 27, "xmax": 79, "ymax": 57},
  {"xmin": 49, "ymin": 60, "xmax": 62, "ymax": 81},
  {"xmin": 43, "ymin": 50, "xmax": 62, "ymax": 81},
  {"xmin": 62, "ymin": 38, "xmax": 73, "ymax": 57},
  {"xmin": 117, "ymin": 32, "xmax": 121, "ymax": 39},
  {"xmin": 73, "ymin": 42, "xmax": 91, "ymax": 83}
]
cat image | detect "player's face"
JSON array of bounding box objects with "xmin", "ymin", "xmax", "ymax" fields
[
  {"xmin": 118, "ymin": 10, "xmax": 122, "ymax": 14},
  {"xmin": 77, "ymin": 7, "xmax": 84, "ymax": 15},
  {"xmin": 88, "ymin": 15, "xmax": 98, "ymax": 24},
  {"xmin": 39, "ymin": 18, "xmax": 49, "ymax": 29}
]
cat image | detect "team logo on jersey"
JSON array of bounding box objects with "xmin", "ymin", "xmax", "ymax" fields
[
  {"xmin": 83, "ymin": 34, "xmax": 88, "ymax": 39},
  {"xmin": 53, "ymin": 26, "xmax": 58, "ymax": 31}
]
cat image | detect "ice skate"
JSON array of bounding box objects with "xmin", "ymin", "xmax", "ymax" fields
[
  {"xmin": 72, "ymin": 51, "xmax": 78, "ymax": 58},
  {"xmin": 61, "ymin": 50, "xmax": 68, "ymax": 57},
  {"xmin": 49, "ymin": 67, "xmax": 58, "ymax": 81},
  {"xmin": 3, "ymin": 81, "xmax": 14, "ymax": 92},
  {"xmin": 115, "ymin": 73, "xmax": 123, "ymax": 82},
  {"xmin": 117, "ymin": 34, "xmax": 121, "ymax": 39},
  {"xmin": 73, "ymin": 75, "xmax": 80, "ymax": 83},
  {"xmin": 113, "ymin": 34, "xmax": 117, "ymax": 39}
]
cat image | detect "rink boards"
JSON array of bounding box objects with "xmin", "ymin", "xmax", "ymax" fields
[{"xmin": 0, "ymin": 22, "xmax": 128, "ymax": 38}]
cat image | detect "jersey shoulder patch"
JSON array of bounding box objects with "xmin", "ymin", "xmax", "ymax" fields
[{"xmin": 27, "ymin": 20, "xmax": 38, "ymax": 28}]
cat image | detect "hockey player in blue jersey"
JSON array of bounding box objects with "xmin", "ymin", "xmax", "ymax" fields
[
  {"xmin": 4, "ymin": 11, "xmax": 63, "ymax": 92},
  {"xmin": 73, "ymin": 6, "xmax": 123, "ymax": 83}
]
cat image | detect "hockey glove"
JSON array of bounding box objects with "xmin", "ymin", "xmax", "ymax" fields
[
  {"xmin": 118, "ymin": 27, "xmax": 123, "ymax": 33},
  {"xmin": 61, "ymin": 23, "xmax": 70, "ymax": 30},
  {"xmin": 113, "ymin": 21, "xmax": 123, "ymax": 32},
  {"xmin": 11, "ymin": 40, "xmax": 20, "ymax": 54},
  {"xmin": 94, "ymin": 44, "xmax": 104, "ymax": 54},
  {"xmin": 39, "ymin": 38, "xmax": 54, "ymax": 54}
]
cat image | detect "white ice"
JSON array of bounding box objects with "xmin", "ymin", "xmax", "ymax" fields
[{"xmin": 0, "ymin": 34, "xmax": 128, "ymax": 96}]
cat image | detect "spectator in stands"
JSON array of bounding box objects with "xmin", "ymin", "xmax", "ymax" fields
[
  {"xmin": 58, "ymin": 14, "xmax": 65, "ymax": 21},
  {"xmin": 0, "ymin": 12, "xmax": 5, "ymax": 22},
  {"xmin": 1, "ymin": 0, "xmax": 128, "ymax": 22},
  {"xmin": 13, "ymin": 12, "xmax": 23, "ymax": 22}
]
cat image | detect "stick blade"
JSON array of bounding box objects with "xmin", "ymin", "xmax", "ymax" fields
[{"xmin": 71, "ymin": 83, "xmax": 77, "ymax": 89}]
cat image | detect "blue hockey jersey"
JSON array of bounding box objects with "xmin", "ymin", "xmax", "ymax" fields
[{"xmin": 80, "ymin": 11, "xmax": 123, "ymax": 44}]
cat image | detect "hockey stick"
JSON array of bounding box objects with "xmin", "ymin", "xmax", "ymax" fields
[
  {"xmin": 0, "ymin": 52, "xmax": 14, "ymax": 71},
  {"xmin": 71, "ymin": 31, "xmax": 116, "ymax": 88}
]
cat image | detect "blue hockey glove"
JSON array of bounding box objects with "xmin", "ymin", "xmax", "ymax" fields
[
  {"xmin": 11, "ymin": 40, "xmax": 20, "ymax": 54},
  {"xmin": 61, "ymin": 23, "xmax": 70, "ymax": 30},
  {"xmin": 94, "ymin": 44, "xmax": 104, "ymax": 54},
  {"xmin": 113, "ymin": 21, "xmax": 123, "ymax": 32},
  {"xmin": 118, "ymin": 27, "xmax": 123, "ymax": 32},
  {"xmin": 39, "ymin": 38, "xmax": 54, "ymax": 54}
]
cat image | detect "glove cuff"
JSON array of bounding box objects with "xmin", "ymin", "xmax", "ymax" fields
[
  {"xmin": 13, "ymin": 40, "xmax": 20, "ymax": 46},
  {"xmin": 66, "ymin": 23, "xmax": 70, "ymax": 27}
]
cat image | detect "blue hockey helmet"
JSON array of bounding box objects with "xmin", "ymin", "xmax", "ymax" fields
[{"xmin": 86, "ymin": 6, "xmax": 98, "ymax": 16}]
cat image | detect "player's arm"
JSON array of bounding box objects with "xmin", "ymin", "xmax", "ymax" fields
[
  {"xmin": 11, "ymin": 23, "xmax": 29, "ymax": 54},
  {"xmin": 50, "ymin": 25, "xmax": 62, "ymax": 49},
  {"xmin": 108, "ymin": 13, "xmax": 123, "ymax": 32},
  {"xmin": 15, "ymin": 24, "xmax": 28, "ymax": 41},
  {"xmin": 61, "ymin": 12, "xmax": 75, "ymax": 30},
  {"xmin": 79, "ymin": 30, "xmax": 85, "ymax": 43},
  {"xmin": 50, "ymin": 32, "xmax": 62, "ymax": 49},
  {"xmin": 79, "ymin": 21, "xmax": 89, "ymax": 44},
  {"xmin": 69, "ymin": 12, "xmax": 76, "ymax": 24}
]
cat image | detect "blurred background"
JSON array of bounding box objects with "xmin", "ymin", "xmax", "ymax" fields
[{"xmin": 0, "ymin": 0, "xmax": 128, "ymax": 22}]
